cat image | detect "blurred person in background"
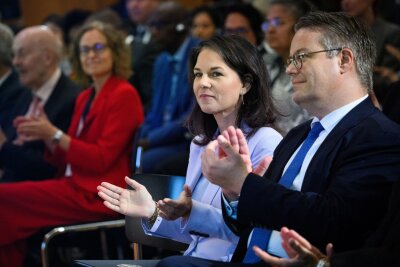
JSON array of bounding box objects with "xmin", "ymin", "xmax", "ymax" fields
[
  {"xmin": 125, "ymin": 0, "xmax": 163, "ymax": 111},
  {"xmin": 42, "ymin": 13, "xmax": 73, "ymax": 76},
  {"xmin": 261, "ymin": 0, "xmax": 315, "ymax": 135},
  {"xmin": 125, "ymin": 0, "xmax": 161, "ymax": 43},
  {"xmin": 0, "ymin": 21, "xmax": 144, "ymax": 267},
  {"xmin": 0, "ymin": 25, "xmax": 80, "ymax": 182},
  {"xmin": 222, "ymin": 3, "xmax": 264, "ymax": 46},
  {"xmin": 190, "ymin": 5, "xmax": 222, "ymax": 41},
  {"xmin": 0, "ymin": 22, "xmax": 25, "ymax": 133},
  {"xmin": 341, "ymin": 0, "xmax": 400, "ymax": 103},
  {"xmin": 137, "ymin": 2, "xmax": 199, "ymax": 175}
]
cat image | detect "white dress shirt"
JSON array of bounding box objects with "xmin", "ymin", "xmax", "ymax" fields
[{"xmin": 267, "ymin": 94, "xmax": 368, "ymax": 257}]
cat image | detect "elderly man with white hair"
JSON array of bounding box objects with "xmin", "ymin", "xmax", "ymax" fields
[{"xmin": 0, "ymin": 25, "xmax": 81, "ymax": 182}]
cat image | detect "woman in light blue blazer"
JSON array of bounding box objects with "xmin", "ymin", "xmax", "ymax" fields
[{"xmin": 98, "ymin": 35, "xmax": 282, "ymax": 262}]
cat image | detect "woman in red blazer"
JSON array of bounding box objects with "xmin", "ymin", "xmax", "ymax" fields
[{"xmin": 0, "ymin": 22, "xmax": 144, "ymax": 266}]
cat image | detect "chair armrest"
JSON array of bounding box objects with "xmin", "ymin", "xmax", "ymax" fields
[{"xmin": 41, "ymin": 219, "xmax": 125, "ymax": 267}]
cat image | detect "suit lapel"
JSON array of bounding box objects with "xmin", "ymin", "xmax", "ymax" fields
[
  {"xmin": 302, "ymin": 98, "xmax": 377, "ymax": 190},
  {"xmin": 266, "ymin": 123, "xmax": 311, "ymax": 182},
  {"xmin": 186, "ymin": 144, "xmax": 220, "ymax": 205},
  {"xmin": 79, "ymin": 76, "xmax": 116, "ymax": 134},
  {"xmin": 201, "ymin": 182, "xmax": 220, "ymax": 205},
  {"xmin": 187, "ymin": 146, "xmax": 203, "ymax": 190},
  {"xmin": 44, "ymin": 74, "xmax": 66, "ymax": 122}
]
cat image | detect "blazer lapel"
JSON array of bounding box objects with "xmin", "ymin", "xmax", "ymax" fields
[
  {"xmin": 187, "ymin": 146, "xmax": 204, "ymax": 190},
  {"xmin": 79, "ymin": 77, "xmax": 117, "ymax": 134},
  {"xmin": 201, "ymin": 182, "xmax": 220, "ymax": 205},
  {"xmin": 302, "ymin": 98, "xmax": 377, "ymax": 191},
  {"xmin": 267, "ymin": 122, "xmax": 311, "ymax": 182}
]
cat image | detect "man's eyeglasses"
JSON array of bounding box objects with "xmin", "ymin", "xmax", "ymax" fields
[
  {"xmin": 79, "ymin": 43, "xmax": 108, "ymax": 56},
  {"xmin": 261, "ymin": 18, "xmax": 283, "ymax": 32},
  {"xmin": 286, "ymin": 48, "xmax": 343, "ymax": 70}
]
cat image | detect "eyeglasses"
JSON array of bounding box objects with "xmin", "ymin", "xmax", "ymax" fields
[
  {"xmin": 79, "ymin": 43, "xmax": 108, "ymax": 56},
  {"xmin": 286, "ymin": 48, "xmax": 343, "ymax": 70},
  {"xmin": 223, "ymin": 27, "xmax": 250, "ymax": 36},
  {"xmin": 261, "ymin": 18, "xmax": 283, "ymax": 32}
]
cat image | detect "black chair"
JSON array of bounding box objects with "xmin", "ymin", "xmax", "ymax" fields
[
  {"xmin": 74, "ymin": 173, "xmax": 189, "ymax": 267},
  {"xmin": 125, "ymin": 173, "xmax": 189, "ymax": 260},
  {"xmin": 40, "ymin": 126, "xmax": 144, "ymax": 267}
]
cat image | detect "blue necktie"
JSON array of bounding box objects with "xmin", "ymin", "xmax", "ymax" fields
[{"xmin": 243, "ymin": 122, "xmax": 324, "ymax": 263}]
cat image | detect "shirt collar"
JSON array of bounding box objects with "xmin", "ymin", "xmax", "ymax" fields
[
  {"xmin": 311, "ymin": 94, "xmax": 368, "ymax": 132},
  {"xmin": 33, "ymin": 68, "xmax": 61, "ymax": 104}
]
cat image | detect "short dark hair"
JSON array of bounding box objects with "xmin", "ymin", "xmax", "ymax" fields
[
  {"xmin": 187, "ymin": 35, "xmax": 278, "ymax": 146},
  {"xmin": 190, "ymin": 5, "xmax": 222, "ymax": 29},
  {"xmin": 223, "ymin": 3, "xmax": 264, "ymax": 45},
  {"xmin": 70, "ymin": 21, "xmax": 132, "ymax": 86},
  {"xmin": 269, "ymin": 0, "xmax": 316, "ymax": 21},
  {"xmin": 295, "ymin": 11, "xmax": 376, "ymax": 91}
]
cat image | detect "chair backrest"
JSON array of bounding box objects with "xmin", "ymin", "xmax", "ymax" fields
[
  {"xmin": 125, "ymin": 173, "xmax": 189, "ymax": 258},
  {"xmin": 130, "ymin": 124, "xmax": 143, "ymax": 174}
]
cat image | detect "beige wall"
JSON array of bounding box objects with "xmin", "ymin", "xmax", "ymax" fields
[
  {"xmin": 19, "ymin": 0, "xmax": 208, "ymax": 27},
  {"xmin": 20, "ymin": 0, "xmax": 119, "ymax": 26}
]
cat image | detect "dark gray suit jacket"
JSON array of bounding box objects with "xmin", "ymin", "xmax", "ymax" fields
[
  {"xmin": 0, "ymin": 69, "xmax": 26, "ymax": 128},
  {"xmin": 0, "ymin": 73, "xmax": 81, "ymax": 182}
]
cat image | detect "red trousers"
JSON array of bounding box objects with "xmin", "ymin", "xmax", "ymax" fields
[{"xmin": 0, "ymin": 178, "xmax": 118, "ymax": 267}]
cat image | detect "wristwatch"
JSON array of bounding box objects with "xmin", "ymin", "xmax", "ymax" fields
[{"xmin": 51, "ymin": 129, "xmax": 63, "ymax": 144}]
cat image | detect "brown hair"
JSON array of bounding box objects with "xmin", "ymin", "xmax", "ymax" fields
[{"xmin": 70, "ymin": 21, "xmax": 132, "ymax": 86}]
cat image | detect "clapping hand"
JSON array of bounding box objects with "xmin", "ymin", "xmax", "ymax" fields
[
  {"xmin": 253, "ymin": 227, "xmax": 333, "ymax": 267},
  {"xmin": 202, "ymin": 126, "xmax": 272, "ymax": 201},
  {"xmin": 158, "ymin": 185, "xmax": 193, "ymax": 220},
  {"xmin": 97, "ymin": 176, "xmax": 156, "ymax": 219},
  {"xmin": 14, "ymin": 106, "xmax": 56, "ymax": 143}
]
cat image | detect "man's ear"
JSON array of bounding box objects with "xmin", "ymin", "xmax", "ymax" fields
[
  {"xmin": 339, "ymin": 48, "xmax": 354, "ymax": 74},
  {"xmin": 42, "ymin": 48, "xmax": 54, "ymax": 66}
]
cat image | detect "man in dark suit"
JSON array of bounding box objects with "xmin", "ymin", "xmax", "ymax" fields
[
  {"xmin": 0, "ymin": 25, "xmax": 81, "ymax": 182},
  {"xmin": 156, "ymin": 12, "xmax": 400, "ymax": 267},
  {"xmin": 0, "ymin": 23, "xmax": 26, "ymax": 130},
  {"xmin": 125, "ymin": 0, "xmax": 162, "ymax": 111},
  {"xmin": 137, "ymin": 2, "xmax": 199, "ymax": 174}
]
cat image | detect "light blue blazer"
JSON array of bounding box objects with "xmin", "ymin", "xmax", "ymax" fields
[{"xmin": 142, "ymin": 126, "xmax": 282, "ymax": 261}]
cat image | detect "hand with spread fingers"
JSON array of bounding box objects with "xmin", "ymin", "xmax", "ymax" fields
[
  {"xmin": 158, "ymin": 185, "xmax": 193, "ymax": 220},
  {"xmin": 202, "ymin": 126, "xmax": 272, "ymax": 201},
  {"xmin": 97, "ymin": 176, "xmax": 156, "ymax": 219},
  {"xmin": 253, "ymin": 227, "xmax": 332, "ymax": 267}
]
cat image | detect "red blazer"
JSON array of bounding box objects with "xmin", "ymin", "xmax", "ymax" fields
[{"xmin": 47, "ymin": 76, "xmax": 144, "ymax": 192}]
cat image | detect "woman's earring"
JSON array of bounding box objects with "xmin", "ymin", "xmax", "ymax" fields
[{"xmin": 240, "ymin": 94, "xmax": 244, "ymax": 105}]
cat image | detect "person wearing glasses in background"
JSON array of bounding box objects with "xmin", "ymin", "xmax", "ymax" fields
[
  {"xmin": 222, "ymin": 3, "xmax": 264, "ymax": 47},
  {"xmin": 260, "ymin": 0, "xmax": 315, "ymax": 135},
  {"xmin": 156, "ymin": 11, "xmax": 400, "ymax": 267},
  {"xmin": 189, "ymin": 5, "xmax": 222, "ymax": 41},
  {"xmin": 0, "ymin": 21, "xmax": 144, "ymax": 267}
]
